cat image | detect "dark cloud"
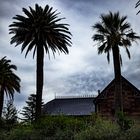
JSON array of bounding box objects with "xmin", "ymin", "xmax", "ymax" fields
[
  {"xmin": 58, "ymin": 0, "xmax": 127, "ymax": 17},
  {"xmin": 65, "ymin": 70, "xmax": 112, "ymax": 94},
  {"xmin": 14, "ymin": 93, "xmax": 26, "ymax": 103},
  {"xmin": 0, "ymin": 0, "xmax": 20, "ymax": 18},
  {"xmin": 122, "ymin": 56, "xmax": 140, "ymax": 89},
  {"xmin": 59, "ymin": 0, "xmax": 105, "ymax": 9},
  {"xmin": 46, "ymin": 69, "xmax": 113, "ymax": 97},
  {"xmin": 58, "ymin": 0, "xmax": 96, "ymax": 17}
]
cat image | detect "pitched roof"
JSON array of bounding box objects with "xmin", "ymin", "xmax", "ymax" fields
[
  {"xmin": 94, "ymin": 75, "xmax": 140, "ymax": 103},
  {"xmin": 43, "ymin": 97, "xmax": 95, "ymax": 116}
]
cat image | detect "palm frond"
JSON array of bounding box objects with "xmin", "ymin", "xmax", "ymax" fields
[
  {"xmin": 92, "ymin": 11, "xmax": 139, "ymax": 65},
  {"xmin": 93, "ymin": 23, "xmax": 109, "ymax": 34},
  {"xmin": 125, "ymin": 47, "xmax": 131, "ymax": 59},
  {"xmin": 136, "ymin": 0, "xmax": 140, "ymax": 7},
  {"xmin": 135, "ymin": 0, "xmax": 140, "ymax": 14},
  {"xmin": 126, "ymin": 32, "xmax": 140, "ymax": 40},
  {"xmin": 119, "ymin": 54, "xmax": 122, "ymax": 66},
  {"xmin": 0, "ymin": 57, "xmax": 20, "ymax": 100},
  {"xmin": 9, "ymin": 4, "xmax": 72, "ymax": 58},
  {"xmin": 98, "ymin": 42, "xmax": 106, "ymax": 54},
  {"xmin": 120, "ymin": 22, "xmax": 130, "ymax": 32},
  {"xmin": 92, "ymin": 34, "xmax": 104, "ymax": 42},
  {"xmin": 107, "ymin": 51, "xmax": 110, "ymax": 63}
]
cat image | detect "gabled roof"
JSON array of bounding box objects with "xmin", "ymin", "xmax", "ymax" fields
[
  {"xmin": 43, "ymin": 97, "xmax": 95, "ymax": 116},
  {"xmin": 94, "ymin": 75, "xmax": 140, "ymax": 103}
]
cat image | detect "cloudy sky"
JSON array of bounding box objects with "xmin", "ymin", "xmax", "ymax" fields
[{"xmin": 0, "ymin": 0, "xmax": 140, "ymax": 111}]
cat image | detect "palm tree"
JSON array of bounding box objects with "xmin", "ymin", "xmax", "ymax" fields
[
  {"xmin": 0, "ymin": 57, "xmax": 20, "ymax": 118},
  {"xmin": 9, "ymin": 4, "xmax": 72, "ymax": 120},
  {"xmin": 92, "ymin": 12, "xmax": 140, "ymax": 114}
]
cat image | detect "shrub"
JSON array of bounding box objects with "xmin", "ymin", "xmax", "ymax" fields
[
  {"xmin": 6, "ymin": 124, "xmax": 33, "ymax": 140},
  {"xmin": 74, "ymin": 118, "xmax": 120, "ymax": 140},
  {"xmin": 117, "ymin": 111, "xmax": 134, "ymax": 131},
  {"xmin": 33, "ymin": 115, "xmax": 85, "ymax": 139},
  {"xmin": 1, "ymin": 115, "xmax": 140, "ymax": 140},
  {"xmin": 3, "ymin": 115, "xmax": 84, "ymax": 140},
  {"xmin": 118, "ymin": 125, "xmax": 140, "ymax": 140}
]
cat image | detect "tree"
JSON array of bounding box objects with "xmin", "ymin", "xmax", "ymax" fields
[
  {"xmin": 2, "ymin": 100, "xmax": 18, "ymax": 125},
  {"xmin": 21, "ymin": 94, "xmax": 43, "ymax": 123},
  {"xmin": 92, "ymin": 12, "xmax": 140, "ymax": 115},
  {"xmin": 9, "ymin": 4, "xmax": 72, "ymax": 120},
  {"xmin": 0, "ymin": 57, "xmax": 20, "ymax": 118}
]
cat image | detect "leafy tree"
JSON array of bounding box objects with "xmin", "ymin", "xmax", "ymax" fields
[
  {"xmin": 9, "ymin": 4, "xmax": 72, "ymax": 120},
  {"xmin": 2, "ymin": 99, "xmax": 18, "ymax": 125},
  {"xmin": 0, "ymin": 57, "xmax": 20, "ymax": 118},
  {"xmin": 21, "ymin": 94, "xmax": 43, "ymax": 123},
  {"xmin": 92, "ymin": 12, "xmax": 140, "ymax": 114}
]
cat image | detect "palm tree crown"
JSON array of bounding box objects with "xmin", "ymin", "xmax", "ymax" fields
[
  {"xmin": 92, "ymin": 11, "xmax": 139, "ymax": 64},
  {"xmin": 0, "ymin": 56, "xmax": 20, "ymax": 117},
  {"xmin": 9, "ymin": 4, "xmax": 72, "ymax": 57}
]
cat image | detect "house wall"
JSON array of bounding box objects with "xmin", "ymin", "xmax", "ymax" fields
[{"xmin": 96, "ymin": 78, "xmax": 140, "ymax": 118}]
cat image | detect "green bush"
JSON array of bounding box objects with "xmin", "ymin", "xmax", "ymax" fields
[
  {"xmin": 2, "ymin": 115, "xmax": 84, "ymax": 140},
  {"xmin": 117, "ymin": 111, "xmax": 134, "ymax": 131},
  {"xmin": 0, "ymin": 118, "xmax": 6, "ymax": 130},
  {"xmin": 0, "ymin": 130, "xmax": 7, "ymax": 140},
  {"xmin": 118, "ymin": 125, "xmax": 140, "ymax": 140},
  {"xmin": 33, "ymin": 115, "xmax": 85, "ymax": 139},
  {"xmin": 6, "ymin": 124, "xmax": 33, "ymax": 140},
  {"xmin": 0, "ymin": 115, "xmax": 140, "ymax": 140},
  {"xmin": 74, "ymin": 118, "xmax": 120, "ymax": 140}
]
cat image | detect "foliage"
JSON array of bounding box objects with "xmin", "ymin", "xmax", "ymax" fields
[
  {"xmin": 92, "ymin": 11, "xmax": 140, "ymax": 64},
  {"xmin": 0, "ymin": 56, "xmax": 20, "ymax": 117},
  {"xmin": 0, "ymin": 57, "xmax": 20, "ymax": 98},
  {"xmin": 116, "ymin": 111, "xmax": 134, "ymax": 131},
  {"xmin": 2, "ymin": 115, "xmax": 85, "ymax": 140},
  {"xmin": 9, "ymin": 3, "xmax": 72, "ymax": 120},
  {"xmin": 0, "ymin": 115, "xmax": 140, "ymax": 140},
  {"xmin": 9, "ymin": 4, "xmax": 72, "ymax": 57},
  {"xmin": 3, "ymin": 100, "xmax": 18, "ymax": 124},
  {"xmin": 32, "ymin": 115, "xmax": 85, "ymax": 140},
  {"xmin": 75, "ymin": 116, "xmax": 120, "ymax": 140},
  {"xmin": 117, "ymin": 125, "xmax": 140, "ymax": 140},
  {"xmin": 136, "ymin": 0, "xmax": 140, "ymax": 14},
  {"xmin": 1, "ymin": 100, "xmax": 18, "ymax": 131},
  {"xmin": 0, "ymin": 118, "xmax": 6, "ymax": 130},
  {"xmin": 20, "ymin": 94, "xmax": 43, "ymax": 123}
]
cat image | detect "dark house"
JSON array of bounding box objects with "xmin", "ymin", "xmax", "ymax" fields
[
  {"xmin": 94, "ymin": 75, "xmax": 140, "ymax": 118},
  {"xmin": 43, "ymin": 96, "xmax": 95, "ymax": 116},
  {"xmin": 43, "ymin": 76, "xmax": 140, "ymax": 118}
]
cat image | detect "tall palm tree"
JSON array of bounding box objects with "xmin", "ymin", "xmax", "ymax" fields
[
  {"xmin": 92, "ymin": 12, "xmax": 140, "ymax": 114},
  {"xmin": 0, "ymin": 57, "xmax": 20, "ymax": 118},
  {"xmin": 9, "ymin": 4, "xmax": 72, "ymax": 120}
]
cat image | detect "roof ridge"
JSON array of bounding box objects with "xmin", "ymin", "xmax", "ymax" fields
[{"xmin": 55, "ymin": 95, "xmax": 96, "ymax": 99}]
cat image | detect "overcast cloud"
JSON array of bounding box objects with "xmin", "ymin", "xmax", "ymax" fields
[{"xmin": 0, "ymin": 0, "xmax": 140, "ymax": 111}]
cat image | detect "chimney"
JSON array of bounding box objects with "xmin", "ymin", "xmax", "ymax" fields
[{"xmin": 98, "ymin": 90, "xmax": 100, "ymax": 95}]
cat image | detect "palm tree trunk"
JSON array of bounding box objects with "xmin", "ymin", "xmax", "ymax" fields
[
  {"xmin": 0, "ymin": 87, "xmax": 4, "ymax": 118},
  {"xmin": 112, "ymin": 46, "xmax": 123, "ymax": 115},
  {"xmin": 35, "ymin": 45, "xmax": 44, "ymax": 121}
]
